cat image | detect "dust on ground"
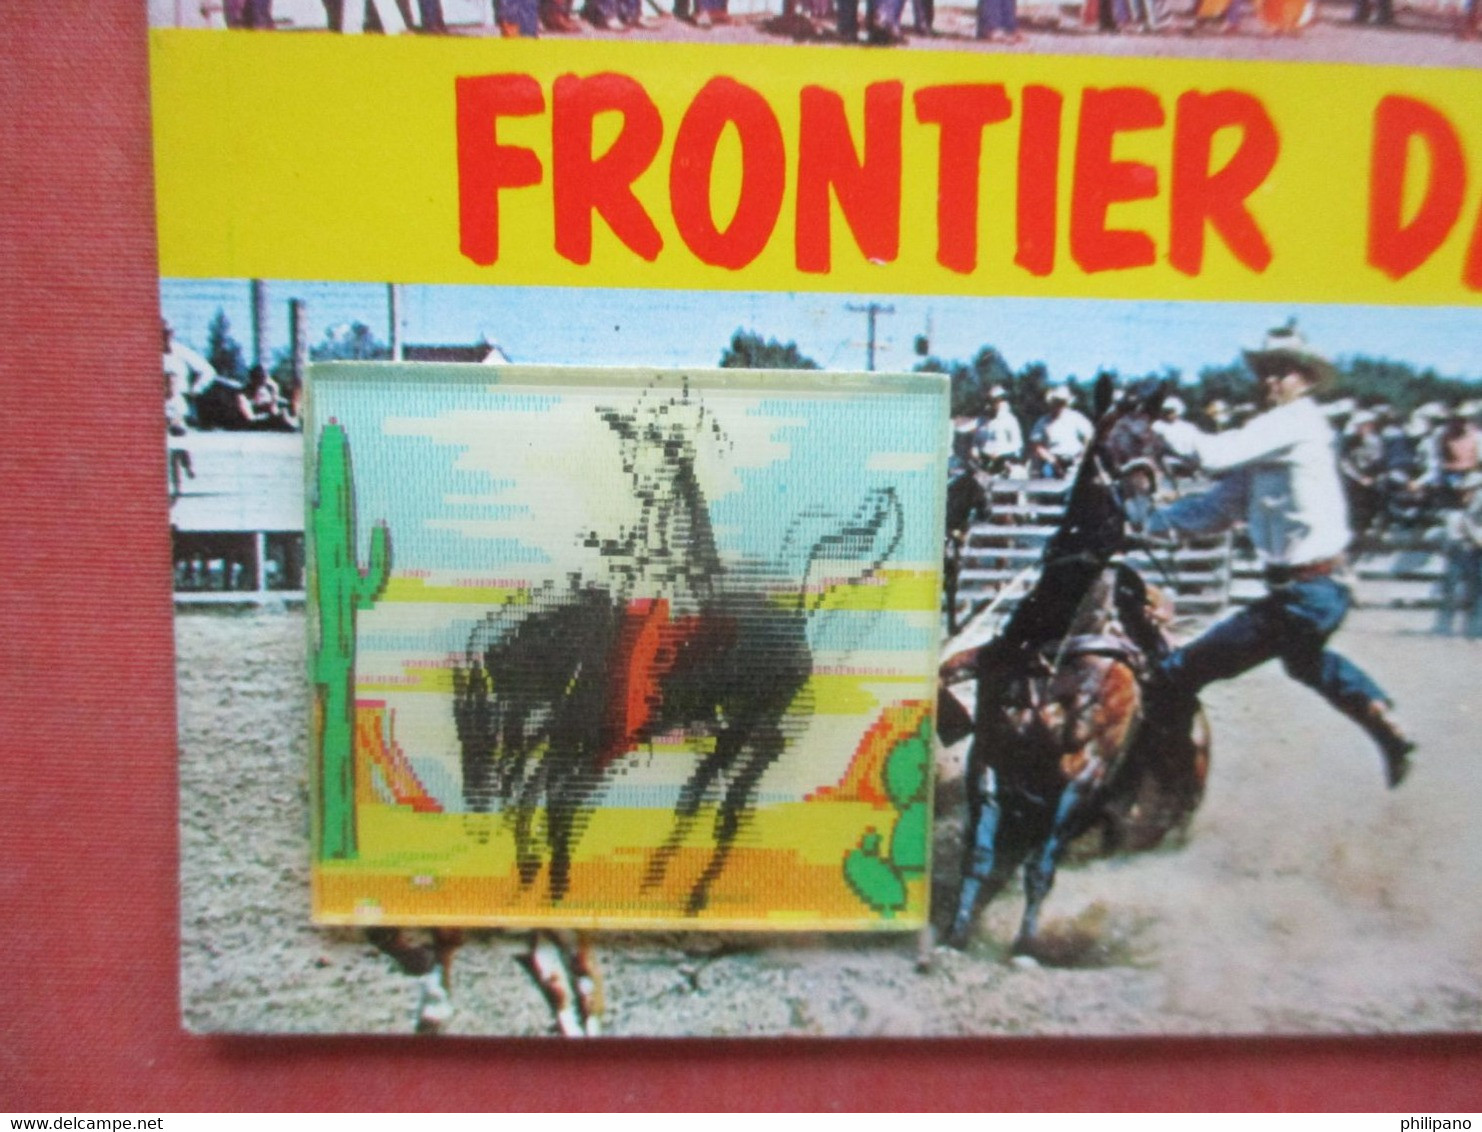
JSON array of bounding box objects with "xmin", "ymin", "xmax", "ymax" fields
[{"xmin": 178, "ymin": 604, "xmax": 1482, "ymax": 1037}]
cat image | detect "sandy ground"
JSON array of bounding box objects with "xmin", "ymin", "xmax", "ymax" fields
[
  {"xmin": 455, "ymin": 0, "xmax": 1482, "ymax": 69},
  {"xmin": 179, "ymin": 603, "xmax": 1482, "ymax": 1037}
]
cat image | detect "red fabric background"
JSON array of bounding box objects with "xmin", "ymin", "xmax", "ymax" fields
[{"xmin": 3, "ymin": 2, "xmax": 1480, "ymax": 1110}]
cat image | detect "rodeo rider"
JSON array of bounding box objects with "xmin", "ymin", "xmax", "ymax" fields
[{"xmin": 1136, "ymin": 321, "xmax": 1416, "ymax": 789}]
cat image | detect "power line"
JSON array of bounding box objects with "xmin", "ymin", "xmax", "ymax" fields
[{"xmin": 845, "ymin": 302, "xmax": 895, "ymax": 372}]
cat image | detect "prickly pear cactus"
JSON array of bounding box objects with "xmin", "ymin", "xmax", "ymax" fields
[
  {"xmin": 844, "ymin": 715, "xmax": 933, "ymax": 917},
  {"xmin": 311, "ymin": 421, "xmax": 391, "ymax": 861}
]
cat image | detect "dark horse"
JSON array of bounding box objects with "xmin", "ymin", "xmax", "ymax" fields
[
  {"xmin": 939, "ymin": 375, "xmax": 1211, "ymax": 955},
  {"xmin": 944, "ymin": 459, "xmax": 990, "ymax": 635},
  {"xmin": 453, "ymin": 382, "xmax": 904, "ymax": 916}
]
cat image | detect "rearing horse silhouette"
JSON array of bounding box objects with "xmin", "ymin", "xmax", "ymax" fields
[
  {"xmin": 454, "ymin": 381, "xmax": 904, "ymax": 915},
  {"xmin": 940, "ymin": 376, "xmax": 1211, "ymax": 955}
]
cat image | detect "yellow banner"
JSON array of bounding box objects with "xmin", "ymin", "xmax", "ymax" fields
[{"xmin": 151, "ymin": 31, "xmax": 1482, "ymax": 303}]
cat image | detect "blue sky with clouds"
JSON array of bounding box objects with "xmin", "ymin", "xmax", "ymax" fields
[{"xmin": 161, "ymin": 279, "xmax": 1482, "ymax": 387}]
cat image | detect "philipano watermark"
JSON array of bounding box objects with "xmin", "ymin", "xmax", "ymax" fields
[{"xmin": 1402, "ymin": 1120, "xmax": 1473, "ymax": 1131}]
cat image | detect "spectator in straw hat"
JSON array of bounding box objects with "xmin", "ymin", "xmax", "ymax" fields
[{"xmin": 1135, "ymin": 319, "xmax": 1415, "ymax": 790}]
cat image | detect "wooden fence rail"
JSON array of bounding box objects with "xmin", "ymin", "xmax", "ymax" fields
[{"xmin": 952, "ymin": 477, "xmax": 1453, "ymax": 629}]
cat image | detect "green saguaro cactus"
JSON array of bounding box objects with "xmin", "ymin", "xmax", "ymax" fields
[
  {"xmin": 311, "ymin": 421, "xmax": 391, "ymax": 861},
  {"xmin": 843, "ymin": 716, "xmax": 932, "ymax": 918}
]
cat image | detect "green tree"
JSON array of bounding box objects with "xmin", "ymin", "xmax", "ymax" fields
[
  {"xmin": 1013, "ymin": 360, "xmax": 1053, "ymax": 424},
  {"xmin": 719, "ymin": 329, "xmax": 819, "ymax": 370},
  {"xmin": 1336, "ymin": 356, "xmax": 1468, "ymax": 414},
  {"xmin": 1193, "ymin": 360, "xmax": 1258, "ymax": 415},
  {"xmin": 312, "ymin": 322, "xmax": 391, "ymax": 363},
  {"xmin": 206, "ymin": 309, "xmax": 247, "ymax": 382},
  {"xmin": 920, "ymin": 346, "xmax": 1013, "ymax": 417}
]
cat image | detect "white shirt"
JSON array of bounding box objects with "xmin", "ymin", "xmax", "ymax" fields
[
  {"xmin": 1149, "ymin": 395, "xmax": 1350, "ymax": 567},
  {"xmin": 164, "ymin": 341, "xmax": 219, "ymax": 399},
  {"xmin": 975, "ymin": 405, "xmax": 1024, "ymax": 460},
  {"xmin": 1029, "ymin": 408, "xmax": 1093, "ymax": 462},
  {"xmin": 1154, "ymin": 417, "xmax": 1203, "ymax": 455}
]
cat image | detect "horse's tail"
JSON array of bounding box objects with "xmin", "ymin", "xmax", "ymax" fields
[{"xmin": 797, "ymin": 487, "xmax": 904, "ymax": 616}]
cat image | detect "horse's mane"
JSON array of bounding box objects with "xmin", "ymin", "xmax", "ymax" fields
[{"xmin": 997, "ymin": 377, "xmax": 1167, "ymax": 653}]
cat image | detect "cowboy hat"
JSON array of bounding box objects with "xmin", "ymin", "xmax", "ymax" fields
[{"xmin": 1243, "ymin": 319, "xmax": 1337, "ymax": 392}]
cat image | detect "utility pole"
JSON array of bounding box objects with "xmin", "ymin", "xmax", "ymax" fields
[
  {"xmin": 250, "ymin": 278, "xmax": 269, "ymax": 368},
  {"xmin": 388, "ymin": 283, "xmax": 403, "ymax": 362},
  {"xmin": 846, "ymin": 302, "xmax": 894, "ymax": 371}
]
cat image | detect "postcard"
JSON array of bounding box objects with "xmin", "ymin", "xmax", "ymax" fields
[{"xmin": 153, "ymin": 5, "xmax": 1482, "ymax": 1036}]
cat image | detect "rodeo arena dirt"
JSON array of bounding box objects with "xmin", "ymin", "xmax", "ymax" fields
[{"xmin": 175, "ymin": 423, "xmax": 1482, "ymax": 1038}]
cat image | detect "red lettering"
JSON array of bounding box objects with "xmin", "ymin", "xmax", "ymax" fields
[
  {"xmin": 796, "ymin": 82, "xmax": 904, "ymax": 274},
  {"xmin": 914, "ymin": 84, "xmax": 1012, "ymax": 275},
  {"xmin": 1169, "ymin": 90, "xmax": 1278, "ymax": 276},
  {"xmin": 669, "ymin": 78, "xmax": 785, "ymax": 271},
  {"xmin": 1465, "ymin": 204, "xmax": 1482, "ymax": 291},
  {"xmin": 1368, "ymin": 95, "xmax": 1466, "ymax": 281},
  {"xmin": 455, "ymin": 74, "xmax": 545, "ymax": 268},
  {"xmin": 1071, "ymin": 87, "xmax": 1164, "ymax": 273},
  {"xmin": 1016, "ymin": 85, "xmax": 1063, "ymax": 278},
  {"xmin": 552, "ymin": 73, "xmax": 664, "ymax": 265}
]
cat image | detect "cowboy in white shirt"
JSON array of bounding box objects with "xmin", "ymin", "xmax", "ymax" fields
[
  {"xmin": 1028, "ymin": 389, "xmax": 1093, "ymax": 478},
  {"xmin": 974, "ymin": 385, "xmax": 1025, "ymax": 470},
  {"xmin": 1143, "ymin": 322, "xmax": 1414, "ymax": 788}
]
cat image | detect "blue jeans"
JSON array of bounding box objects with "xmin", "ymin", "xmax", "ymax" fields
[
  {"xmin": 497, "ymin": 0, "xmax": 540, "ymax": 32},
  {"xmin": 1437, "ymin": 546, "xmax": 1482, "ymax": 638},
  {"xmin": 838, "ymin": 0, "xmax": 904, "ymax": 35},
  {"xmin": 977, "ymin": 0, "xmax": 1016, "ymax": 33},
  {"xmin": 1157, "ymin": 576, "xmax": 1387, "ymax": 719}
]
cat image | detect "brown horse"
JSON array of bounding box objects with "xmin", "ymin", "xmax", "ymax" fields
[{"xmin": 940, "ymin": 376, "xmax": 1211, "ymax": 956}]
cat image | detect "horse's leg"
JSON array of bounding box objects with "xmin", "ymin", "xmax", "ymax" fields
[
  {"xmin": 524, "ymin": 929, "xmax": 588, "ymax": 1037},
  {"xmin": 543, "ymin": 758, "xmax": 595, "ymax": 903},
  {"xmin": 947, "ymin": 778, "xmax": 1025, "ymax": 948},
  {"xmin": 415, "ymin": 928, "xmax": 463, "ymax": 1033},
  {"xmin": 684, "ymin": 727, "xmax": 782, "ymax": 915},
  {"xmin": 944, "ymin": 538, "xmax": 962, "ymax": 635},
  {"xmin": 642, "ymin": 729, "xmax": 742, "ymax": 891},
  {"xmin": 570, "ymin": 931, "xmax": 604, "ymax": 1036},
  {"xmin": 948, "ymin": 778, "xmax": 998, "ymax": 948},
  {"xmin": 1013, "ymin": 780, "xmax": 1086, "ymax": 957},
  {"xmin": 367, "ymin": 927, "xmax": 456, "ymax": 1034},
  {"xmin": 511, "ymin": 766, "xmax": 547, "ymax": 888}
]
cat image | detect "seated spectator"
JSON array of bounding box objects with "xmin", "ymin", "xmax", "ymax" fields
[
  {"xmin": 1152, "ymin": 395, "xmax": 1203, "ymax": 478},
  {"xmin": 1427, "ymin": 405, "xmax": 1481, "ymax": 506},
  {"xmin": 1201, "ymin": 399, "xmax": 1231, "ymax": 432},
  {"xmin": 973, "ymin": 385, "xmax": 1024, "ymax": 474},
  {"xmin": 238, "ymin": 365, "xmax": 299, "ymax": 431},
  {"xmin": 1027, "ymin": 388, "xmax": 1092, "ymax": 479}
]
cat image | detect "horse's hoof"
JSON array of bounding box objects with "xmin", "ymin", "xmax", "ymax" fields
[
  {"xmin": 414, "ymin": 971, "xmax": 454, "ymax": 1033},
  {"xmin": 1009, "ymin": 952, "xmax": 1041, "ymax": 970}
]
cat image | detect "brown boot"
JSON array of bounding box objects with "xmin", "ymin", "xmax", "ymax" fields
[{"xmin": 1361, "ymin": 701, "xmax": 1415, "ymax": 789}]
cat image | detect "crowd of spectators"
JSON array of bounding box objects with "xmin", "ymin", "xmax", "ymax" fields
[
  {"xmin": 164, "ymin": 320, "xmax": 301, "ymax": 437},
  {"xmin": 218, "ymin": 0, "xmax": 1481, "ymax": 43},
  {"xmin": 951, "ymin": 381, "xmax": 1482, "ymax": 534},
  {"xmin": 950, "ymin": 381, "xmax": 1482, "ymax": 634}
]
